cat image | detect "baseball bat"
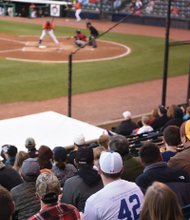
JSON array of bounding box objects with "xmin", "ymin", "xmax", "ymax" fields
[{"xmin": 51, "ymin": 17, "xmax": 55, "ymax": 24}]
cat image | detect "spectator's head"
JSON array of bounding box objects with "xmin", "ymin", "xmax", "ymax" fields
[
  {"xmin": 25, "ymin": 137, "xmax": 36, "ymax": 150},
  {"xmin": 163, "ymin": 126, "xmax": 181, "ymax": 147},
  {"xmin": 141, "ymin": 115, "xmax": 150, "ymax": 126},
  {"xmin": 180, "ymin": 120, "xmax": 190, "ymax": 145},
  {"xmin": 21, "ymin": 158, "xmax": 40, "ymax": 182},
  {"xmin": 98, "ymin": 134, "xmax": 110, "ymax": 149},
  {"xmin": 93, "ymin": 146, "xmax": 106, "ymax": 169},
  {"xmin": 122, "ymin": 111, "xmax": 132, "ymax": 120},
  {"xmin": 74, "ymin": 134, "xmax": 86, "ymax": 148},
  {"xmin": 53, "ymin": 146, "xmax": 67, "ymax": 169},
  {"xmin": 38, "ymin": 145, "xmax": 53, "ymax": 170},
  {"xmin": 2, "ymin": 145, "xmax": 17, "ymax": 159},
  {"xmin": 151, "ymin": 107, "xmax": 159, "ymax": 118},
  {"xmin": 36, "ymin": 172, "xmax": 60, "ymax": 205},
  {"xmin": 139, "ymin": 142, "xmax": 162, "ymax": 166},
  {"xmin": 140, "ymin": 181, "xmax": 184, "ymax": 220},
  {"xmin": 99, "ymin": 151, "xmax": 123, "ymax": 180},
  {"xmin": 158, "ymin": 105, "xmax": 167, "ymax": 116},
  {"xmin": 75, "ymin": 147, "xmax": 94, "ymax": 168},
  {"xmin": 13, "ymin": 151, "xmax": 29, "ymax": 173},
  {"xmin": 173, "ymin": 106, "xmax": 183, "ymax": 119},
  {"xmin": 109, "ymin": 135, "xmax": 129, "ymax": 156},
  {"xmin": 167, "ymin": 104, "xmax": 176, "ymax": 118},
  {"xmin": 0, "ymin": 185, "xmax": 15, "ymax": 220}
]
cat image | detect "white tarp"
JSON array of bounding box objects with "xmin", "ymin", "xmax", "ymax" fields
[{"xmin": 0, "ymin": 111, "xmax": 106, "ymax": 151}]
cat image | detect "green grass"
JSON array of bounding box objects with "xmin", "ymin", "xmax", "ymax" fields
[{"xmin": 0, "ymin": 20, "xmax": 189, "ymax": 103}]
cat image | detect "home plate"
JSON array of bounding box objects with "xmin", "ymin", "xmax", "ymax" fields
[{"xmin": 39, "ymin": 45, "xmax": 46, "ymax": 49}]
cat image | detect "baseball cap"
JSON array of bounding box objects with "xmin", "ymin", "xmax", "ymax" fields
[
  {"xmin": 74, "ymin": 134, "xmax": 85, "ymax": 146},
  {"xmin": 99, "ymin": 151, "xmax": 123, "ymax": 174},
  {"xmin": 21, "ymin": 158, "xmax": 40, "ymax": 177},
  {"xmin": 75, "ymin": 147, "xmax": 94, "ymax": 165},
  {"xmin": 122, "ymin": 111, "xmax": 132, "ymax": 120},
  {"xmin": 25, "ymin": 137, "xmax": 36, "ymax": 149},
  {"xmin": 159, "ymin": 105, "xmax": 167, "ymax": 114},
  {"xmin": 53, "ymin": 146, "xmax": 67, "ymax": 162},
  {"xmin": 185, "ymin": 120, "xmax": 190, "ymax": 140},
  {"xmin": 36, "ymin": 172, "xmax": 60, "ymax": 199}
]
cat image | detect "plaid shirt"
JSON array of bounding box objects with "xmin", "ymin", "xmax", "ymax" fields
[{"xmin": 28, "ymin": 203, "xmax": 81, "ymax": 220}]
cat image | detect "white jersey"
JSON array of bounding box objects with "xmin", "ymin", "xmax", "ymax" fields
[{"xmin": 83, "ymin": 179, "xmax": 144, "ymax": 220}]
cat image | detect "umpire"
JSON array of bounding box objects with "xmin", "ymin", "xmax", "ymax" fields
[{"xmin": 86, "ymin": 22, "xmax": 99, "ymax": 48}]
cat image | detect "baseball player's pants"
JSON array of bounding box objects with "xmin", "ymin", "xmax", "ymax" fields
[
  {"xmin": 75, "ymin": 9, "xmax": 81, "ymax": 21},
  {"xmin": 40, "ymin": 30, "xmax": 59, "ymax": 44},
  {"xmin": 75, "ymin": 39, "xmax": 86, "ymax": 47}
]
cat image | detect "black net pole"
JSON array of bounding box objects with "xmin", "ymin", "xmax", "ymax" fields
[
  {"xmin": 68, "ymin": 53, "xmax": 72, "ymax": 117},
  {"xmin": 161, "ymin": 0, "xmax": 172, "ymax": 106}
]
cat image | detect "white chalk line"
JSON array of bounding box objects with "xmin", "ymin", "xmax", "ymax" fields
[
  {"xmin": 0, "ymin": 37, "xmax": 26, "ymax": 45},
  {"xmin": 0, "ymin": 48, "xmax": 23, "ymax": 53},
  {"xmin": 1, "ymin": 37, "xmax": 131, "ymax": 63}
]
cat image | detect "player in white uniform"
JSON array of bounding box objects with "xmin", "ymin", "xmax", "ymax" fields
[
  {"xmin": 83, "ymin": 151, "xmax": 144, "ymax": 220},
  {"xmin": 38, "ymin": 21, "xmax": 59, "ymax": 46}
]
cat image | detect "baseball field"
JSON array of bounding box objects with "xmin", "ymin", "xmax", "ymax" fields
[{"xmin": 0, "ymin": 16, "xmax": 189, "ymax": 124}]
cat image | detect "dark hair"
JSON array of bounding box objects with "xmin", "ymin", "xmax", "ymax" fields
[
  {"xmin": 109, "ymin": 135, "xmax": 129, "ymax": 156},
  {"xmin": 53, "ymin": 146, "xmax": 67, "ymax": 162},
  {"xmin": 163, "ymin": 126, "xmax": 181, "ymax": 146},
  {"xmin": 41, "ymin": 192, "xmax": 58, "ymax": 204},
  {"xmin": 0, "ymin": 186, "xmax": 14, "ymax": 220},
  {"xmin": 6, "ymin": 145, "xmax": 17, "ymax": 157},
  {"xmin": 38, "ymin": 145, "xmax": 53, "ymax": 169},
  {"xmin": 173, "ymin": 107, "xmax": 183, "ymax": 119},
  {"xmin": 139, "ymin": 142, "xmax": 161, "ymax": 165}
]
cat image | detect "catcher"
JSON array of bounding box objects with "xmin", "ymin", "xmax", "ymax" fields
[
  {"xmin": 38, "ymin": 20, "xmax": 59, "ymax": 46},
  {"xmin": 74, "ymin": 30, "xmax": 87, "ymax": 47}
]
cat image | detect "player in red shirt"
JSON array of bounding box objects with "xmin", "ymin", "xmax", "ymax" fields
[{"xmin": 74, "ymin": 30, "xmax": 87, "ymax": 47}]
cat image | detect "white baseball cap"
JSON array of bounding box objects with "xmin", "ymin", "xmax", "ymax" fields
[
  {"xmin": 74, "ymin": 134, "xmax": 85, "ymax": 146},
  {"xmin": 99, "ymin": 151, "xmax": 123, "ymax": 174},
  {"xmin": 122, "ymin": 111, "xmax": 132, "ymax": 120}
]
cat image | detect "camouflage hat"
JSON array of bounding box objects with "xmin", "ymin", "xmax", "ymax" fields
[{"xmin": 36, "ymin": 172, "xmax": 60, "ymax": 199}]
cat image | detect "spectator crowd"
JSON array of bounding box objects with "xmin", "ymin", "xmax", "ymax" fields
[{"xmin": 0, "ymin": 103, "xmax": 190, "ymax": 219}]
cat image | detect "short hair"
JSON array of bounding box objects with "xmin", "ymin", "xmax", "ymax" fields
[
  {"xmin": 98, "ymin": 134, "xmax": 110, "ymax": 149},
  {"xmin": 93, "ymin": 146, "xmax": 106, "ymax": 161},
  {"xmin": 163, "ymin": 126, "xmax": 181, "ymax": 146},
  {"xmin": 139, "ymin": 142, "xmax": 161, "ymax": 165},
  {"xmin": 109, "ymin": 135, "xmax": 129, "ymax": 156},
  {"xmin": 140, "ymin": 182, "xmax": 184, "ymax": 220},
  {"xmin": 0, "ymin": 186, "xmax": 14, "ymax": 220}
]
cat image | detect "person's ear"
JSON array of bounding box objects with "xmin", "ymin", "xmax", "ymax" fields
[{"xmin": 98, "ymin": 165, "xmax": 102, "ymax": 175}]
